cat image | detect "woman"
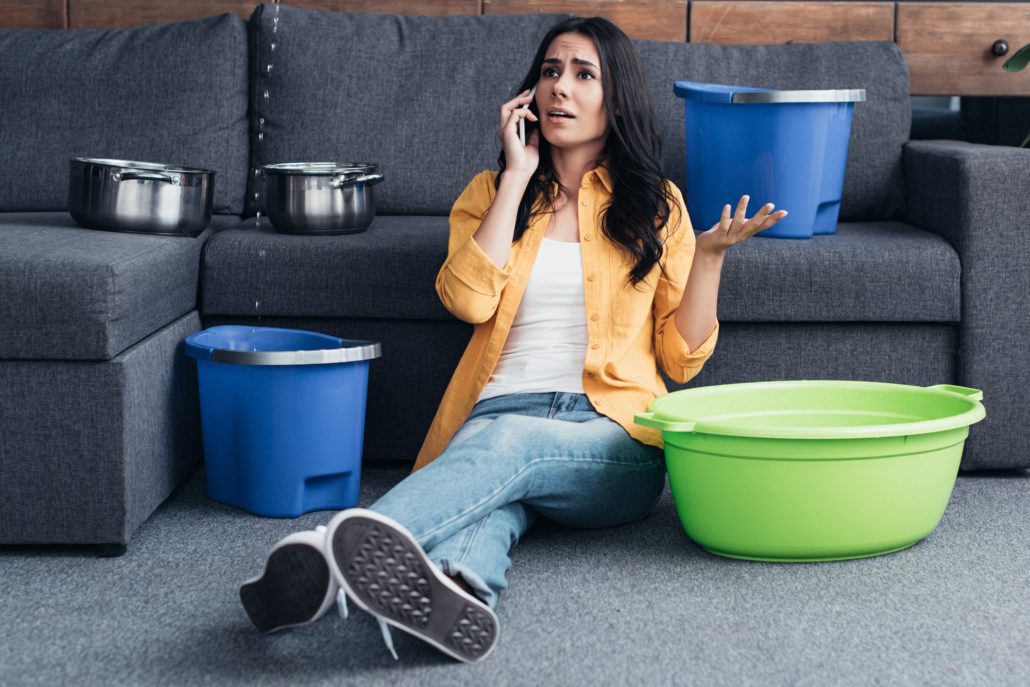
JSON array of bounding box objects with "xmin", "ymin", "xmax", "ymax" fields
[{"xmin": 239, "ymin": 16, "xmax": 787, "ymax": 664}]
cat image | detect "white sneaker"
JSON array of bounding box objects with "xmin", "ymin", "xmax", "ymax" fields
[
  {"xmin": 324, "ymin": 508, "xmax": 500, "ymax": 663},
  {"xmin": 240, "ymin": 526, "xmax": 348, "ymax": 633}
]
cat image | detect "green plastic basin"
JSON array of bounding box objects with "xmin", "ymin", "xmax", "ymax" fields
[{"xmin": 634, "ymin": 381, "xmax": 986, "ymax": 562}]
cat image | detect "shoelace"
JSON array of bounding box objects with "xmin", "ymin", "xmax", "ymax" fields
[
  {"xmin": 321, "ymin": 524, "xmax": 399, "ymax": 661},
  {"xmin": 335, "ymin": 587, "xmax": 398, "ymax": 660}
]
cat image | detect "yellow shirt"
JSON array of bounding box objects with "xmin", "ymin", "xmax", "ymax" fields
[{"xmin": 412, "ymin": 165, "xmax": 719, "ymax": 472}]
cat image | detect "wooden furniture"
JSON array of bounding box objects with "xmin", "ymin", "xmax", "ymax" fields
[{"xmin": 2, "ymin": 0, "xmax": 1028, "ymax": 95}]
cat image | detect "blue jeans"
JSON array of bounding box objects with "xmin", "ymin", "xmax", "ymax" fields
[{"xmin": 368, "ymin": 392, "xmax": 666, "ymax": 610}]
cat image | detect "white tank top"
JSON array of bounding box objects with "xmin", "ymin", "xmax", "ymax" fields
[{"xmin": 477, "ymin": 237, "xmax": 588, "ymax": 402}]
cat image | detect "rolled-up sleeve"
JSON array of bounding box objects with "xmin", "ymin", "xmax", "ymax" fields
[
  {"xmin": 435, "ymin": 171, "xmax": 514, "ymax": 324},
  {"xmin": 652, "ymin": 183, "xmax": 719, "ymax": 383}
]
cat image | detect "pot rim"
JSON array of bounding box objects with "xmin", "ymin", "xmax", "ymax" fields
[
  {"xmin": 72, "ymin": 157, "xmax": 216, "ymax": 175},
  {"xmin": 263, "ymin": 162, "xmax": 377, "ymax": 176}
]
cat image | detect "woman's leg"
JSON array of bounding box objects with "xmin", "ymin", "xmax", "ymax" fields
[
  {"xmin": 365, "ymin": 393, "xmax": 665, "ymax": 604},
  {"xmin": 424, "ymin": 501, "xmax": 537, "ymax": 609}
]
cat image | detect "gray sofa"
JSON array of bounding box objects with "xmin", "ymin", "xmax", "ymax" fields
[{"xmin": 1, "ymin": 5, "xmax": 1027, "ymax": 550}]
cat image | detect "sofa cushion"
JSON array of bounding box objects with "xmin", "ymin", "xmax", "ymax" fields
[
  {"xmin": 244, "ymin": 6, "xmax": 571, "ymax": 217},
  {"xmin": 202, "ymin": 216, "xmax": 453, "ymax": 321},
  {"xmin": 0, "ymin": 14, "xmax": 249, "ymax": 215},
  {"xmin": 201, "ymin": 217, "xmax": 959, "ymax": 324},
  {"xmin": 718, "ymin": 221, "xmax": 958, "ymax": 322},
  {"xmin": 0, "ymin": 214, "xmax": 239, "ymax": 361},
  {"xmin": 637, "ymin": 40, "xmax": 910, "ymax": 223}
]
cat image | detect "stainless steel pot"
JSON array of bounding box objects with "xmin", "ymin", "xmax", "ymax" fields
[
  {"xmin": 68, "ymin": 158, "xmax": 215, "ymax": 236},
  {"xmin": 263, "ymin": 162, "xmax": 384, "ymax": 235}
]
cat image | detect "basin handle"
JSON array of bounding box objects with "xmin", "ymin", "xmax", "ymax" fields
[
  {"xmin": 114, "ymin": 170, "xmax": 175, "ymax": 183},
  {"xmin": 925, "ymin": 384, "xmax": 984, "ymax": 402},
  {"xmin": 633, "ymin": 411, "xmax": 696, "ymax": 432}
]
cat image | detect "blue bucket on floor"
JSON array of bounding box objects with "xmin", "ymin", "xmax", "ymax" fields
[
  {"xmin": 184, "ymin": 326, "xmax": 382, "ymax": 517},
  {"xmin": 674, "ymin": 81, "xmax": 865, "ymax": 239}
]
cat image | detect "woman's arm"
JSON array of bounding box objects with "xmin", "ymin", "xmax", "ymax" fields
[
  {"xmin": 472, "ymin": 173, "xmax": 532, "ymax": 268},
  {"xmin": 474, "ymin": 88, "xmax": 541, "ymax": 268},
  {"xmin": 436, "ymin": 90, "xmax": 541, "ymax": 323},
  {"xmin": 675, "ymin": 195, "xmax": 788, "ymax": 348},
  {"xmin": 674, "ymin": 249, "xmax": 723, "ymax": 352}
]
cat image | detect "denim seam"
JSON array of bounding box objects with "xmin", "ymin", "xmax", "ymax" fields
[
  {"xmin": 456, "ymin": 516, "xmax": 489, "ymax": 563},
  {"xmin": 416, "ymin": 454, "xmax": 664, "ymax": 543}
]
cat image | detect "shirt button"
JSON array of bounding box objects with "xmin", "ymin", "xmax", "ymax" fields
[
  {"xmin": 587, "ymin": 274, "xmax": 595, "ymax": 282},
  {"xmin": 591, "ymin": 314, "xmax": 600, "ymax": 321},
  {"xmin": 582, "ymin": 199, "xmax": 591, "ymax": 206},
  {"xmin": 590, "ymin": 343, "xmax": 600, "ymax": 350},
  {"xmin": 584, "ymin": 234, "xmax": 592, "ymax": 241},
  {"xmin": 594, "ymin": 398, "xmax": 603, "ymax": 406}
]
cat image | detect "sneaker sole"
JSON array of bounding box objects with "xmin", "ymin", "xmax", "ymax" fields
[
  {"xmin": 240, "ymin": 542, "xmax": 331, "ymax": 633},
  {"xmin": 327, "ymin": 511, "xmax": 499, "ymax": 663}
]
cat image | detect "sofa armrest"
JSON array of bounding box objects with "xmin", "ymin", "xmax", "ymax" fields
[{"xmin": 903, "ymin": 140, "xmax": 1030, "ymax": 470}]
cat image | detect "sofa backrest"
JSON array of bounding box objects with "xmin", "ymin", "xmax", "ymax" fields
[
  {"xmin": 0, "ymin": 14, "xmax": 249, "ymax": 215},
  {"xmin": 638, "ymin": 40, "xmax": 910, "ymax": 223},
  {"xmin": 247, "ymin": 7, "xmax": 910, "ymax": 222}
]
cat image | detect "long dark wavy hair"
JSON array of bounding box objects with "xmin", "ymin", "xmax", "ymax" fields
[{"xmin": 497, "ymin": 16, "xmax": 681, "ymax": 288}]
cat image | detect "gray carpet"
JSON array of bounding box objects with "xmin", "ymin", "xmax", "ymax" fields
[{"xmin": 2, "ymin": 465, "xmax": 1029, "ymax": 686}]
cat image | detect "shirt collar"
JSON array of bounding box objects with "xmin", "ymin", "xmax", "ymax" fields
[
  {"xmin": 541, "ymin": 163, "xmax": 613, "ymax": 195},
  {"xmin": 588, "ymin": 163, "xmax": 613, "ymax": 194}
]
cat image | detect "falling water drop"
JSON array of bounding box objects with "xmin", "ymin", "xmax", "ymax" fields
[
  {"xmin": 263, "ymin": 89, "xmax": 270, "ymax": 101},
  {"xmin": 257, "ymin": 132, "xmax": 264, "ymax": 142},
  {"xmin": 255, "ymin": 209, "xmax": 262, "ymax": 227}
]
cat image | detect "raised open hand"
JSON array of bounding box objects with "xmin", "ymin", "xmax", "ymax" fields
[{"xmin": 696, "ymin": 195, "xmax": 788, "ymax": 257}]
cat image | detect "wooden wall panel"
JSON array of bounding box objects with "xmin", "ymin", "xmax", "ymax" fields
[
  {"xmin": 0, "ymin": 0, "xmax": 66, "ymax": 28},
  {"xmin": 68, "ymin": 1, "xmax": 479, "ymax": 29},
  {"xmin": 691, "ymin": 2, "xmax": 893, "ymax": 44},
  {"xmin": 898, "ymin": 3, "xmax": 1030, "ymax": 96},
  {"xmin": 484, "ymin": 0, "xmax": 688, "ymax": 42}
]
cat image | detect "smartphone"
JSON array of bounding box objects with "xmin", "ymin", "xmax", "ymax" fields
[{"xmin": 519, "ymin": 83, "xmax": 538, "ymax": 146}]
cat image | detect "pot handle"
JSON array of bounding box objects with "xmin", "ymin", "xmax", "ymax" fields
[
  {"xmin": 633, "ymin": 411, "xmax": 697, "ymax": 432},
  {"xmin": 925, "ymin": 384, "xmax": 984, "ymax": 402},
  {"xmin": 331, "ymin": 173, "xmax": 384, "ymax": 188},
  {"xmin": 115, "ymin": 170, "xmax": 175, "ymax": 183}
]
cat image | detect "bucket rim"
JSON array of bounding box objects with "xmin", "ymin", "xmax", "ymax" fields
[
  {"xmin": 184, "ymin": 325, "xmax": 381, "ymax": 365},
  {"xmin": 673, "ymin": 80, "xmax": 866, "ymax": 104}
]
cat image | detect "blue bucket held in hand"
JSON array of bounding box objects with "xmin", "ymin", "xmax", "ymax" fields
[
  {"xmin": 674, "ymin": 81, "xmax": 865, "ymax": 239},
  {"xmin": 185, "ymin": 325, "xmax": 382, "ymax": 517}
]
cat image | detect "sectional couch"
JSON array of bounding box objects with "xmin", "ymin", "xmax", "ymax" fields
[{"xmin": 1, "ymin": 4, "xmax": 1027, "ymax": 550}]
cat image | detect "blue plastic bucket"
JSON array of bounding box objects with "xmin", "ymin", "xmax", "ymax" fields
[
  {"xmin": 184, "ymin": 326, "xmax": 382, "ymax": 517},
  {"xmin": 674, "ymin": 81, "xmax": 865, "ymax": 239}
]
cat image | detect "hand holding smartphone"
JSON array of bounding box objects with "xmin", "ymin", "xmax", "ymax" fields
[{"xmin": 518, "ymin": 84, "xmax": 538, "ymax": 147}]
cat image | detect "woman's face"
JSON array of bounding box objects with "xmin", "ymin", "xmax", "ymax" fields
[{"xmin": 535, "ymin": 32, "xmax": 609, "ymax": 151}]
